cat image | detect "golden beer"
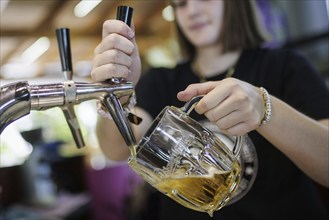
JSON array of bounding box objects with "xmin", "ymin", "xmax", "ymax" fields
[{"xmin": 155, "ymin": 163, "xmax": 241, "ymax": 216}]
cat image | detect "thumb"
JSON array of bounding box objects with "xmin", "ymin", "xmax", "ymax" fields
[
  {"xmin": 128, "ymin": 19, "xmax": 137, "ymax": 41},
  {"xmin": 128, "ymin": 19, "xmax": 142, "ymax": 85},
  {"xmin": 129, "ymin": 20, "xmax": 139, "ymax": 50},
  {"xmin": 130, "ymin": 18, "xmax": 136, "ymax": 32}
]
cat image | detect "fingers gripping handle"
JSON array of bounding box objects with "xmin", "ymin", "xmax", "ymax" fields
[
  {"xmin": 181, "ymin": 95, "xmax": 244, "ymax": 157},
  {"xmin": 181, "ymin": 96, "xmax": 203, "ymax": 115},
  {"xmin": 108, "ymin": 6, "xmax": 134, "ymax": 84},
  {"xmin": 100, "ymin": 5, "xmax": 136, "ymax": 147}
]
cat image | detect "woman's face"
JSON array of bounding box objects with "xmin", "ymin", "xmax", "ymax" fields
[{"xmin": 173, "ymin": 0, "xmax": 224, "ymax": 48}]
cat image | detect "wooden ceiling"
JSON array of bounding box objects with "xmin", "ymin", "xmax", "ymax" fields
[{"xmin": 0, "ymin": 0, "xmax": 173, "ymax": 79}]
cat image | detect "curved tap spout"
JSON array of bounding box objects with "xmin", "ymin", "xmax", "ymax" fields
[{"xmin": 0, "ymin": 81, "xmax": 31, "ymax": 133}]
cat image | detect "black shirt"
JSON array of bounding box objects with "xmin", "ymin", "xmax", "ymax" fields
[{"xmin": 135, "ymin": 48, "xmax": 329, "ymax": 220}]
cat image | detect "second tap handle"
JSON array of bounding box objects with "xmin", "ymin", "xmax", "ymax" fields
[
  {"xmin": 56, "ymin": 29, "xmax": 85, "ymax": 148},
  {"xmin": 56, "ymin": 28, "xmax": 73, "ymax": 80}
]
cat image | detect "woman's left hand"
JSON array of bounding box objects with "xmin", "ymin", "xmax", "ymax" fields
[{"xmin": 177, "ymin": 78, "xmax": 265, "ymax": 136}]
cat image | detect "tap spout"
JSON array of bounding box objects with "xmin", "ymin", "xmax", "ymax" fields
[
  {"xmin": 104, "ymin": 93, "xmax": 136, "ymax": 146},
  {"xmin": 74, "ymin": 80, "xmax": 136, "ymax": 146}
]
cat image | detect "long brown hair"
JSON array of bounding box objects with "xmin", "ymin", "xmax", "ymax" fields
[{"xmin": 172, "ymin": 0, "xmax": 266, "ymax": 60}]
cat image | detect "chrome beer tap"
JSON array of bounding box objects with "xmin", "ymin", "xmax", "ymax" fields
[{"xmin": 0, "ymin": 6, "xmax": 137, "ymax": 147}]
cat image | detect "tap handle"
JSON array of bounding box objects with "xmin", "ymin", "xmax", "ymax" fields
[
  {"xmin": 117, "ymin": 5, "xmax": 133, "ymax": 27},
  {"xmin": 56, "ymin": 28, "xmax": 73, "ymax": 80},
  {"xmin": 100, "ymin": 5, "xmax": 136, "ymax": 146},
  {"xmin": 56, "ymin": 28, "xmax": 85, "ymax": 148},
  {"xmin": 107, "ymin": 6, "xmax": 134, "ymax": 84}
]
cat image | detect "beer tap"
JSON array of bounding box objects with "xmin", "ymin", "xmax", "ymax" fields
[
  {"xmin": 56, "ymin": 28, "xmax": 85, "ymax": 148},
  {"xmin": 0, "ymin": 6, "xmax": 137, "ymax": 148}
]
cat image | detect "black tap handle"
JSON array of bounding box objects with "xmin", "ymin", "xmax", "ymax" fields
[
  {"xmin": 116, "ymin": 6, "xmax": 133, "ymax": 27},
  {"xmin": 109, "ymin": 5, "xmax": 133, "ymax": 85},
  {"xmin": 56, "ymin": 28, "xmax": 73, "ymax": 80}
]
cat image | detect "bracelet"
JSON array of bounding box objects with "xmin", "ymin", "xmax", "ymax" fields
[
  {"xmin": 96, "ymin": 93, "xmax": 137, "ymax": 120},
  {"xmin": 259, "ymin": 87, "xmax": 272, "ymax": 125}
]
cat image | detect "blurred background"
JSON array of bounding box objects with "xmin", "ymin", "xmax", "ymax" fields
[{"xmin": 0, "ymin": 0, "xmax": 328, "ymax": 220}]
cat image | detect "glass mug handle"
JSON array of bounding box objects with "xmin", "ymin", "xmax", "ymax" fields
[{"xmin": 181, "ymin": 95, "xmax": 244, "ymax": 157}]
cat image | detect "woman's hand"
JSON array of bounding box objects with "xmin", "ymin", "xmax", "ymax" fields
[
  {"xmin": 177, "ymin": 78, "xmax": 265, "ymax": 136},
  {"xmin": 91, "ymin": 20, "xmax": 141, "ymax": 85}
]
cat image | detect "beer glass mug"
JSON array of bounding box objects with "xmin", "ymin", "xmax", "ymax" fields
[{"xmin": 128, "ymin": 96, "xmax": 245, "ymax": 216}]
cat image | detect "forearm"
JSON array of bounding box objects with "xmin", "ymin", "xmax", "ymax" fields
[
  {"xmin": 257, "ymin": 96, "xmax": 329, "ymax": 187},
  {"xmin": 95, "ymin": 107, "xmax": 154, "ymax": 161},
  {"xmin": 96, "ymin": 116, "xmax": 131, "ymax": 161}
]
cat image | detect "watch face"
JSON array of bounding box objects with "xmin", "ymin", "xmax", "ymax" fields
[{"xmin": 199, "ymin": 120, "xmax": 258, "ymax": 205}]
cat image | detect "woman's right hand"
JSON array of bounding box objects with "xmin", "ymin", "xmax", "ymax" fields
[{"xmin": 91, "ymin": 20, "xmax": 141, "ymax": 85}]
